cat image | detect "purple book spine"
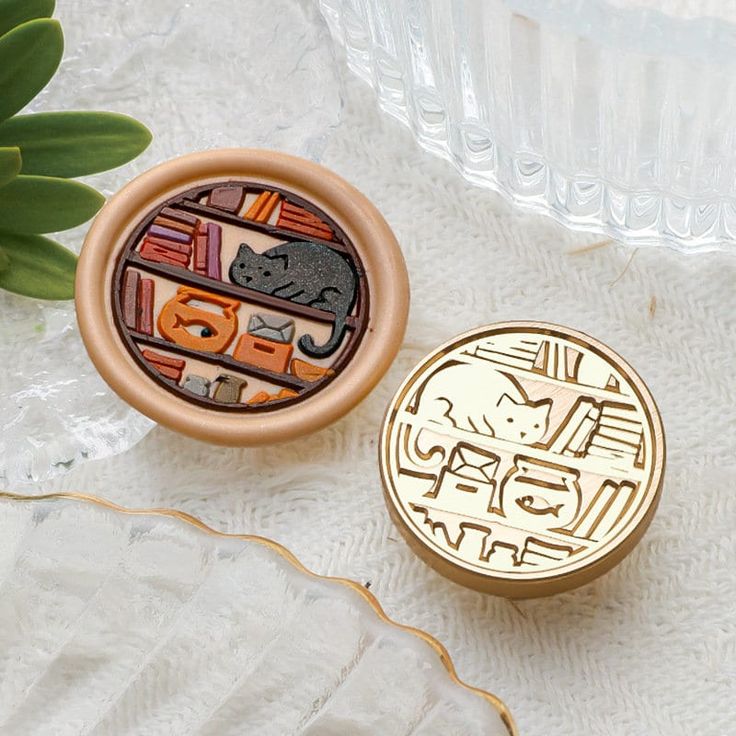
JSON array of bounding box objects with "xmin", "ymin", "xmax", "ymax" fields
[
  {"xmin": 206, "ymin": 223, "xmax": 222, "ymax": 280},
  {"xmin": 148, "ymin": 224, "xmax": 193, "ymax": 244}
]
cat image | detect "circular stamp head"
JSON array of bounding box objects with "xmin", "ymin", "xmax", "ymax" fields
[
  {"xmin": 76, "ymin": 149, "xmax": 409, "ymax": 445},
  {"xmin": 380, "ymin": 322, "xmax": 665, "ymax": 598}
]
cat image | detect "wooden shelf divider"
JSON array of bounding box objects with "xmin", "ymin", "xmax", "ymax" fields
[
  {"xmin": 126, "ymin": 252, "xmax": 358, "ymax": 329},
  {"xmin": 465, "ymin": 351, "xmax": 638, "ymax": 407},
  {"xmin": 129, "ymin": 330, "xmax": 310, "ymax": 392},
  {"xmin": 397, "ymin": 410, "xmax": 644, "ymax": 481},
  {"xmin": 173, "ymin": 200, "xmax": 350, "ymax": 253}
]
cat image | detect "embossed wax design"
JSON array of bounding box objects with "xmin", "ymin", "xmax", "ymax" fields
[
  {"xmin": 77, "ymin": 150, "xmax": 409, "ymax": 446},
  {"xmin": 380, "ymin": 323, "xmax": 665, "ymax": 597},
  {"xmin": 112, "ymin": 182, "xmax": 367, "ymax": 411}
]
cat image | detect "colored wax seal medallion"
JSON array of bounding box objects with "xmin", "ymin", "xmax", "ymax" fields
[
  {"xmin": 76, "ymin": 149, "xmax": 409, "ymax": 445},
  {"xmin": 379, "ymin": 322, "xmax": 665, "ymax": 598}
]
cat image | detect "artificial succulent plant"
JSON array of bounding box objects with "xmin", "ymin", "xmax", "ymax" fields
[{"xmin": 0, "ymin": 0, "xmax": 152, "ymax": 300}]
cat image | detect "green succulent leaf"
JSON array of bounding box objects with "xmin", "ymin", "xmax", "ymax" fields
[
  {"xmin": 0, "ymin": 146, "xmax": 21, "ymax": 188},
  {"xmin": 0, "ymin": 230, "xmax": 76, "ymax": 299},
  {"xmin": 0, "ymin": 0, "xmax": 55, "ymax": 38},
  {"xmin": 0, "ymin": 18, "xmax": 63, "ymax": 124},
  {"xmin": 0, "ymin": 175, "xmax": 104, "ymax": 233},
  {"xmin": 0, "ymin": 111, "xmax": 152, "ymax": 178},
  {"xmin": 0, "ymin": 244, "xmax": 9, "ymax": 272}
]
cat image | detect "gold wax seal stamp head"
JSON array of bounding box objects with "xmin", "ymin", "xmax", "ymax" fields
[{"xmin": 380, "ymin": 322, "xmax": 665, "ymax": 598}]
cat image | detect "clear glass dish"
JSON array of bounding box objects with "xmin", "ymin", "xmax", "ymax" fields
[
  {"xmin": 1, "ymin": 0, "xmax": 343, "ymax": 484},
  {"xmin": 320, "ymin": 0, "xmax": 736, "ymax": 253},
  {"xmin": 0, "ymin": 492, "xmax": 516, "ymax": 735}
]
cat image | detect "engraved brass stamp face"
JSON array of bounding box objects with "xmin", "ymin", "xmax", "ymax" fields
[{"xmin": 380, "ymin": 322, "xmax": 665, "ymax": 598}]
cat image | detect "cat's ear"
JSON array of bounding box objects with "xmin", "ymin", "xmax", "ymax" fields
[
  {"xmin": 534, "ymin": 399, "xmax": 552, "ymax": 420},
  {"xmin": 496, "ymin": 393, "xmax": 518, "ymax": 409},
  {"xmin": 266, "ymin": 252, "xmax": 289, "ymax": 270},
  {"xmin": 237, "ymin": 243, "xmax": 255, "ymax": 257}
]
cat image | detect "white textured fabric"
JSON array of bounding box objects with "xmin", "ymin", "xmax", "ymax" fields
[{"xmin": 25, "ymin": 71, "xmax": 736, "ymax": 736}]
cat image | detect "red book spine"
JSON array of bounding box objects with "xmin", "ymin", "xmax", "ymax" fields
[
  {"xmin": 139, "ymin": 241, "xmax": 191, "ymax": 267},
  {"xmin": 142, "ymin": 236, "xmax": 192, "ymax": 256},
  {"xmin": 160, "ymin": 207, "xmax": 198, "ymax": 227},
  {"xmin": 141, "ymin": 349, "xmax": 185, "ymax": 382},
  {"xmin": 277, "ymin": 202, "xmax": 334, "ymax": 240},
  {"xmin": 121, "ymin": 269, "xmax": 140, "ymax": 329},
  {"xmin": 137, "ymin": 278, "xmax": 154, "ymax": 335},
  {"xmin": 194, "ymin": 222, "xmax": 208, "ymax": 275},
  {"xmin": 152, "ymin": 216, "xmax": 196, "ymax": 236}
]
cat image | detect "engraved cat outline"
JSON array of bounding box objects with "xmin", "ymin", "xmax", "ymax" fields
[
  {"xmin": 229, "ymin": 241, "xmax": 357, "ymax": 358},
  {"xmin": 405, "ymin": 360, "xmax": 553, "ymax": 466}
]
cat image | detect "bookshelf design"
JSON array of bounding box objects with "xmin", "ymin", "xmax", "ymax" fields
[
  {"xmin": 110, "ymin": 181, "xmax": 368, "ymax": 412},
  {"xmin": 382, "ymin": 326, "xmax": 659, "ymax": 577}
]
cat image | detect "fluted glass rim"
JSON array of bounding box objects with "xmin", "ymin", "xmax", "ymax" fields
[
  {"xmin": 507, "ymin": 0, "xmax": 736, "ymax": 66},
  {"xmin": 321, "ymin": 0, "xmax": 736, "ymax": 253},
  {"xmin": 0, "ymin": 489, "xmax": 518, "ymax": 735}
]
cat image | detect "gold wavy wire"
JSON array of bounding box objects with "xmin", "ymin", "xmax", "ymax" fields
[{"xmin": 0, "ymin": 490, "xmax": 517, "ymax": 736}]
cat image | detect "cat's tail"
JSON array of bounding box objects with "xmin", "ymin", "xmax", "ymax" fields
[
  {"xmin": 401, "ymin": 422, "xmax": 447, "ymax": 468},
  {"xmin": 298, "ymin": 308, "xmax": 348, "ymax": 359}
]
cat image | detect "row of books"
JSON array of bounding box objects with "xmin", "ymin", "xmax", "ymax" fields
[
  {"xmin": 137, "ymin": 207, "xmax": 222, "ymax": 281},
  {"xmin": 549, "ymin": 397, "xmax": 644, "ymax": 466},
  {"xmin": 206, "ymin": 185, "xmax": 335, "ymax": 241},
  {"xmin": 477, "ymin": 338, "xmax": 624, "ymax": 394}
]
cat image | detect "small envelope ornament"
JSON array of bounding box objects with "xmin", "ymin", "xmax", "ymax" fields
[
  {"xmin": 247, "ymin": 313, "xmax": 296, "ymax": 344},
  {"xmin": 430, "ymin": 442, "xmax": 501, "ymax": 515},
  {"xmin": 448, "ymin": 442, "xmax": 500, "ymax": 483}
]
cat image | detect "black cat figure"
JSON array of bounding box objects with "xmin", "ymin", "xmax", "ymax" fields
[{"xmin": 229, "ymin": 241, "xmax": 357, "ymax": 358}]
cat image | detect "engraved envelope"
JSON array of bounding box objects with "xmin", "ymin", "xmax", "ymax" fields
[
  {"xmin": 247, "ymin": 313, "xmax": 296, "ymax": 344},
  {"xmin": 448, "ymin": 443, "xmax": 500, "ymax": 483}
]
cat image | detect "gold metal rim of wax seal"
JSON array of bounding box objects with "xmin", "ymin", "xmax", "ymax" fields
[
  {"xmin": 379, "ymin": 321, "xmax": 666, "ymax": 598},
  {"xmin": 75, "ymin": 149, "xmax": 409, "ymax": 446}
]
